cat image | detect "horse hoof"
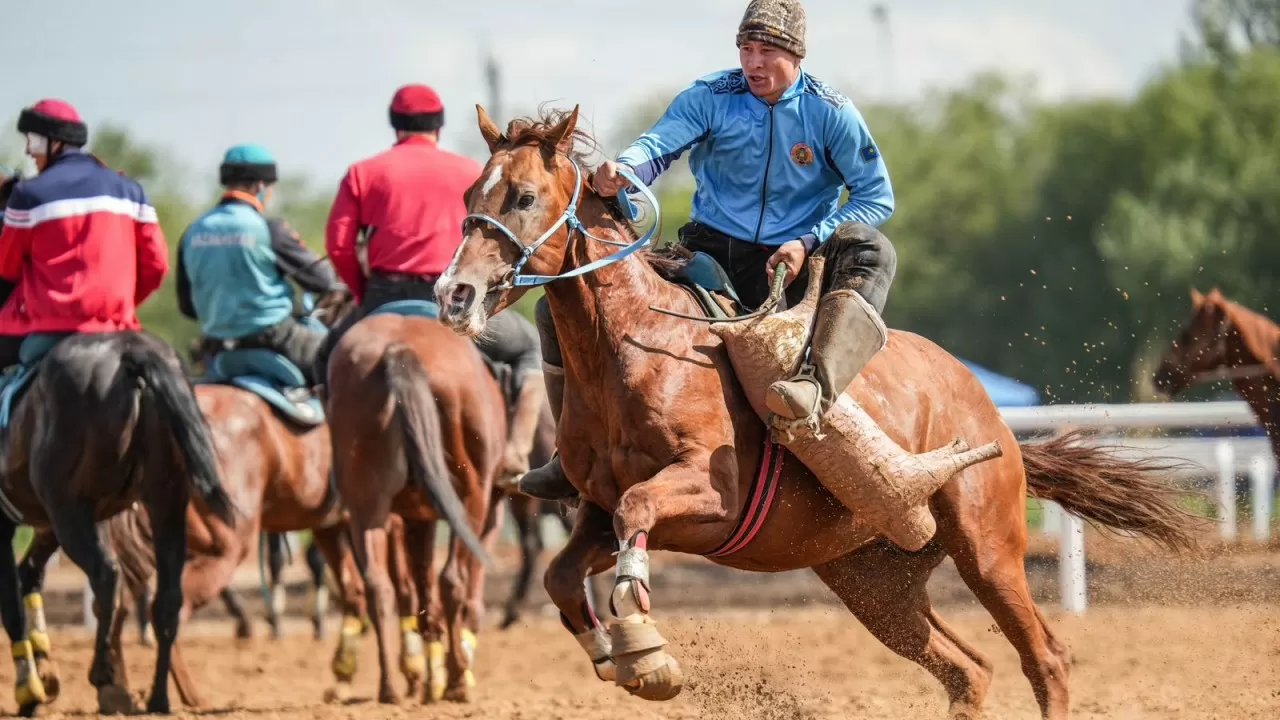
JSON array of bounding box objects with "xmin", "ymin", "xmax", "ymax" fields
[
  {"xmin": 17, "ymin": 701, "xmax": 39, "ymax": 718},
  {"xmin": 621, "ymin": 654, "xmax": 684, "ymax": 702},
  {"xmin": 145, "ymin": 695, "xmax": 171, "ymax": 715},
  {"xmin": 97, "ymin": 685, "xmax": 137, "ymax": 715},
  {"xmin": 322, "ymin": 683, "xmax": 352, "ymax": 704},
  {"xmin": 443, "ymin": 684, "xmax": 473, "ymax": 704},
  {"xmin": 377, "ymin": 688, "xmax": 402, "ymax": 705},
  {"xmin": 34, "ymin": 657, "xmax": 60, "ymax": 703},
  {"xmin": 234, "ymin": 621, "xmax": 253, "ymax": 640}
]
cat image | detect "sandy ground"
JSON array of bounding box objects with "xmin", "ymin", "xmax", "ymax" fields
[{"xmin": 4, "ymin": 603, "xmax": 1277, "ymax": 720}]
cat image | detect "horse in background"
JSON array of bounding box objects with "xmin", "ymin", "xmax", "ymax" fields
[
  {"xmin": 1154, "ymin": 287, "xmax": 1280, "ymax": 463},
  {"xmin": 326, "ymin": 305, "xmax": 506, "ymax": 705},
  {"xmin": 0, "ymin": 332, "xmax": 233, "ymax": 715},
  {"xmin": 433, "ymin": 105, "xmax": 1206, "ymax": 720}
]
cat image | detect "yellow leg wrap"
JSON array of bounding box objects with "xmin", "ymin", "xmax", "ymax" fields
[
  {"xmin": 399, "ymin": 617, "xmax": 425, "ymax": 679},
  {"xmin": 461, "ymin": 629, "xmax": 477, "ymax": 688},
  {"xmin": 23, "ymin": 595, "xmax": 51, "ymax": 655},
  {"xmin": 330, "ymin": 615, "xmax": 363, "ymax": 681},
  {"xmin": 426, "ymin": 641, "xmax": 446, "ymax": 702},
  {"xmin": 12, "ymin": 640, "xmax": 47, "ymax": 707}
]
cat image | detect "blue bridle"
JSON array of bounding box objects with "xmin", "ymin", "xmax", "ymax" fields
[{"xmin": 462, "ymin": 156, "xmax": 661, "ymax": 289}]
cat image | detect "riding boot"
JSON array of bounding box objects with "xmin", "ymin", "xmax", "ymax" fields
[
  {"xmin": 764, "ymin": 289, "xmax": 888, "ymax": 431},
  {"xmin": 500, "ymin": 373, "xmax": 548, "ymax": 479},
  {"xmin": 513, "ymin": 367, "xmax": 578, "ymax": 502}
]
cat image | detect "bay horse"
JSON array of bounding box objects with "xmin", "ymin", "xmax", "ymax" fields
[
  {"xmin": 0, "ymin": 332, "xmax": 234, "ymax": 715},
  {"xmin": 326, "ymin": 307, "xmax": 506, "ymax": 704},
  {"xmin": 434, "ymin": 106, "xmax": 1204, "ymax": 720},
  {"xmin": 1153, "ymin": 287, "xmax": 1280, "ymax": 457}
]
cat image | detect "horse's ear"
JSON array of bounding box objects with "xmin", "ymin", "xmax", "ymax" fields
[
  {"xmin": 476, "ymin": 104, "xmax": 504, "ymax": 154},
  {"xmin": 545, "ymin": 105, "xmax": 580, "ymax": 155},
  {"xmin": 1190, "ymin": 287, "xmax": 1204, "ymax": 306},
  {"xmin": 1207, "ymin": 287, "xmax": 1224, "ymax": 302}
]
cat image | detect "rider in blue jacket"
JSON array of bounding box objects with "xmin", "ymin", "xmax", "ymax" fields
[
  {"xmin": 518, "ymin": 0, "xmax": 899, "ymax": 500},
  {"xmin": 177, "ymin": 144, "xmax": 339, "ymax": 384}
]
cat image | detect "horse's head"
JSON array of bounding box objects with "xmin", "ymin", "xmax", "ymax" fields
[
  {"xmin": 436, "ymin": 105, "xmax": 588, "ymax": 336},
  {"xmin": 1153, "ymin": 288, "xmax": 1233, "ymax": 396}
]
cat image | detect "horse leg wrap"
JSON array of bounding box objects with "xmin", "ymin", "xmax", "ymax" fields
[
  {"xmin": 608, "ymin": 620, "xmax": 683, "ymax": 700},
  {"xmin": 426, "ymin": 640, "xmax": 447, "ymax": 702},
  {"xmin": 12, "ymin": 639, "xmax": 47, "ymax": 707},
  {"xmin": 313, "ymin": 585, "xmax": 330, "ymax": 622},
  {"xmin": 574, "ymin": 627, "xmax": 616, "ymax": 682},
  {"xmin": 399, "ymin": 616, "xmax": 426, "ymax": 681},
  {"xmin": 460, "ymin": 628, "xmax": 477, "ymax": 688},
  {"xmin": 23, "ymin": 594, "xmax": 50, "ymax": 655},
  {"xmin": 270, "ymin": 583, "xmax": 288, "ymax": 620},
  {"xmin": 330, "ymin": 614, "xmax": 362, "ymax": 681}
]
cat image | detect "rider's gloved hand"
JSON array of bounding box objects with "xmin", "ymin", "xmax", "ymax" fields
[{"xmin": 592, "ymin": 161, "xmax": 634, "ymax": 197}]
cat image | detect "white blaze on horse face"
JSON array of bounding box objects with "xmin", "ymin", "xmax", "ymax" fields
[{"xmin": 481, "ymin": 162, "xmax": 504, "ymax": 199}]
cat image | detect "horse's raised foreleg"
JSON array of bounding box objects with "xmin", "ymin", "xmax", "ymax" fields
[
  {"xmin": 2, "ymin": 517, "xmax": 47, "ymax": 716},
  {"xmin": 544, "ymin": 500, "xmax": 620, "ymax": 685},
  {"xmin": 609, "ymin": 457, "xmax": 734, "ymax": 701},
  {"xmin": 16, "ymin": 529, "xmax": 62, "ymax": 705},
  {"xmin": 813, "ymin": 541, "xmax": 993, "ymax": 720}
]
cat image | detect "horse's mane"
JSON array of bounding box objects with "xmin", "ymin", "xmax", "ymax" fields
[
  {"xmin": 500, "ymin": 108, "xmax": 690, "ymax": 277},
  {"xmin": 1205, "ymin": 289, "xmax": 1280, "ymax": 364}
]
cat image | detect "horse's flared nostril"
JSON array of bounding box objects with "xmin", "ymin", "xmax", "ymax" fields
[{"xmin": 446, "ymin": 284, "xmax": 476, "ymax": 320}]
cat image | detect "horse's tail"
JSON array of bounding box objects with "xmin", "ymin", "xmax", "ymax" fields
[
  {"xmin": 1020, "ymin": 430, "xmax": 1208, "ymax": 553},
  {"xmin": 381, "ymin": 343, "xmax": 489, "ymax": 564},
  {"xmin": 101, "ymin": 505, "xmax": 156, "ymax": 598},
  {"xmin": 119, "ymin": 344, "xmax": 235, "ymax": 525}
]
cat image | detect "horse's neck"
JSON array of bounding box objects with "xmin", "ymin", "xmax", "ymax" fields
[
  {"xmin": 1228, "ymin": 304, "xmax": 1280, "ymax": 367},
  {"xmin": 543, "ymin": 203, "xmax": 692, "ymax": 381}
]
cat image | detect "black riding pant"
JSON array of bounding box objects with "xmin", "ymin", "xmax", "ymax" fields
[
  {"xmin": 534, "ymin": 220, "xmax": 898, "ymax": 370},
  {"xmin": 0, "ymin": 335, "xmax": 24, "ymax": 370}
]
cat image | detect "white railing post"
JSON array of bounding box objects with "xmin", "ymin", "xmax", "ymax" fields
[
  {"xmin": 1215, "ymin": 441, "xmax": 1237, "ymax": 542},
  {"xmin": 1250, "ymin": 453, "xmax": 1275, "ymax": 543},
  {"xmin": 1059, "ymin": 511, "xmax": 1087, "ymax": 615},
  {"xmin": 1041, "ymin": 500, "xmax": 1063, "ymax": 537}
]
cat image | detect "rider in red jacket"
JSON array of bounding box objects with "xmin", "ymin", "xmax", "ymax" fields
[
  {"xmin": 317, "ymin": 85, "xmax": 549, "ymax": 481},
  {"xmin": 0, "ymin": 99, "xmax": 169, "ymax": 369}
]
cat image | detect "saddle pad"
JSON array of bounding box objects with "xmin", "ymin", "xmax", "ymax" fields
[
  {"xmin": 197, "ymin": 349, "xmax": 324, "ymax": 427},
  {"xmin": 369, "ymin": 299, "xmax": 440, "ymax": 320},
  {"xmin": 228, "ymin": 376, "xmax": 325, "ymax": 427}
]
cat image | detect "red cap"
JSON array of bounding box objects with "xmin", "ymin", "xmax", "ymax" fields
[
  {"xmin": 29, "ymin": 99, "xmax": 83, "ymax": 123},
  {"xmin": 390, "ymin": 85, "xmax": 443, "ymax": 115}
]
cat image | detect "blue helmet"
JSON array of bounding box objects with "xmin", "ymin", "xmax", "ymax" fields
[{"xmin": 219, "ymin": 143, "xmax": 277, "ymax": 186}]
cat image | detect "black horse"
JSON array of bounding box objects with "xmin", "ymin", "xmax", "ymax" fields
[{"xmin": 0, "ymin": 331, "xmax": 233, "ymax": 715}]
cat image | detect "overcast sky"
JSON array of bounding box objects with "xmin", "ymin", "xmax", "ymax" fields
[{"xmin": 8, "ymin": 0, "xmax": 1194, "ymax": 187}]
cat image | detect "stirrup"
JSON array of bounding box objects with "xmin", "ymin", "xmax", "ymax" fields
[{"xmin": 766, "ymin": 365, "xmax": 823, "ymax": 442}]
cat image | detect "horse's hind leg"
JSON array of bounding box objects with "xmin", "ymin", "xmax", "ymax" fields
[
  {"xmin": 403, "ymin": 518, "xmax": 446, "ymax": 703},
  {"xmin": 312, "ymin": 523, "xmax": 367, "ymax": 702},
  {"xmin": 351, "ymin": 514, "xmax": 401, "ymax": 704},
  {"xmin": 221, "ymin": 587, "xmax": 254, "ymax": 639},
  {"xmin": 16, "ymin": 529, "xmax": 62, "ymax": 702},
  {"xmin": 502, "ymin": 494, "xmax": 542, "ymax": 630},
  {"xmin": 813, "ymin": 542, "xmax": 993, "ymax": 720},
  {"xmin": 305, "ymin": 540, "xmax": 329, "ymax": 639},
  {"xmin": 46, "ymin": 505, "xmax": 134, "ymax": 714},
  {"xmin": 939, "ymin": 506, "xmax": 1070, "ymax": 720},
  {"xmin": 0, "ymin": 517, "xmax": 47, "ymax": 715},
  {"xmin": 387, "ymin": 516, "xmax": 425, "ymax": 698}
]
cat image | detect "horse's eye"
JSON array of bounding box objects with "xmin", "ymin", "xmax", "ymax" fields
[{"xmin": 517, "ymin": 194, "xmax": 536, "ymax": 210}]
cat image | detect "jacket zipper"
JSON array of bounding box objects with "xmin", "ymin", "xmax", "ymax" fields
[{"xmin": 752, "ymin": 104, "xmax": 776, "ymax": 244}]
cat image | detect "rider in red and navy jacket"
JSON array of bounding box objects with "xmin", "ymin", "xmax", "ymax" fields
[{"xmin": 0, "ymin": 100, "xmax": 169, "ymax": 369}]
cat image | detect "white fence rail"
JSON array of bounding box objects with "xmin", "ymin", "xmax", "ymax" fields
[{"xmin": 1006, "ymin": 401, "xmax": 1275, "ymax": 615}]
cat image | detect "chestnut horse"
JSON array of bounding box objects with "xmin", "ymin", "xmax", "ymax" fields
[
  {"xmin": 1154, "ymin": 287, "xmax": 1280, "ymax": 457},
  {"xmin": 327, "ymin": 309, "xmax": 506, "ymax": 704},
  {"xmin": 434, "ymin": 107, "xmax": 1203, "ymax": 720}
]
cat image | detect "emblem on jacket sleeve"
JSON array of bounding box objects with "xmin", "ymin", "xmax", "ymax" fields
[{"xmin": 790, "ymin": 142, "xmax": 815, "ymax": 167}]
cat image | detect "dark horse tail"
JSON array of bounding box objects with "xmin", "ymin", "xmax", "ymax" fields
[
  {"xmin": 119, "ymin": 344, "xmax": 235, "ymax": 525},
  {"xmin": 382, "ymin": 343, "xmax": 490, "ymax": 564},
  {"xmin": 1020, "ymin": 430, "xmax": 1207, "ymax": 553}
]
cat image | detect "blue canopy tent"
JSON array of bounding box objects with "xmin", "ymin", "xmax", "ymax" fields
[{"xmin": 959, "ymin": 360, "xmax": 1041, "ymax": 407}]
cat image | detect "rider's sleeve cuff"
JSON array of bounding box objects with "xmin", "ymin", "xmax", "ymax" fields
[{"xmin": 800, "ymin": 233, "xmax": 820, "ymax": 255}]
